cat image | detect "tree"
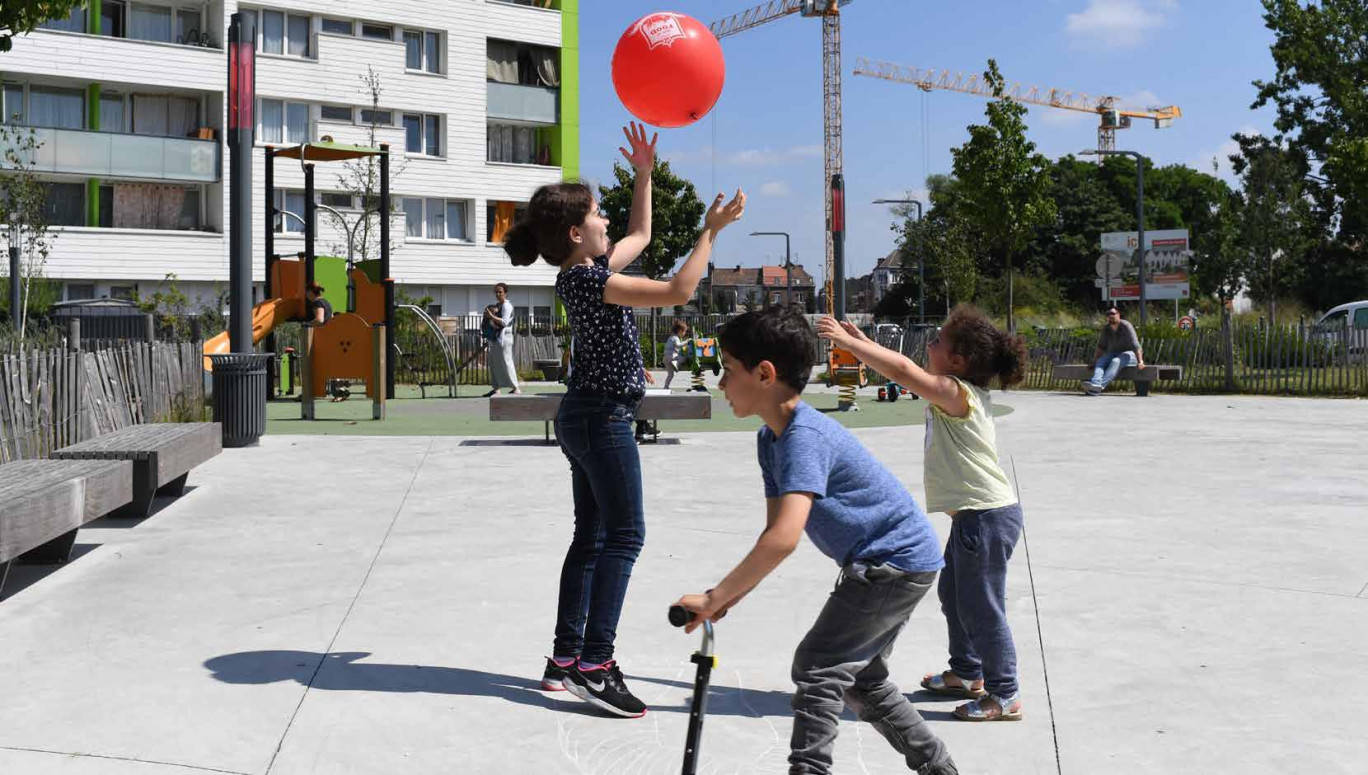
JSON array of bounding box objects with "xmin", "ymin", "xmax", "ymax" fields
[
  {"xmin": 1190, "ymin": 182, "xmax": 1246, "ymax": 305},
  {"xmin": 597, "ymin": 158, "xmax": 706, "ymax": 280},
  {"xmin": 0, "ymin": 1, "xmax": 85, "ymax": 51},
  {"xmin": 327, "ymin": 67, "xmax": 407, "ymax": 263},
  {"xmin": 1026, "ymin": 156, "xmax": 1130, "ymax": 308},
  {"xmin": 0, "ymin": 122, "xmax": 60, "ymax": 337},
  {"xmin": 949, "ymin": 60, "xmax": 1057, "ymax": 332},
  {"xmin": 1231, "ymin": 134, "xmax": 1315, "ymax": 322}
]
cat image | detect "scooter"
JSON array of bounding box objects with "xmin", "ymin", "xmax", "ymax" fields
[{"xmin": 668, "ymin": 604, "xmax": 717, "ymax": 775}]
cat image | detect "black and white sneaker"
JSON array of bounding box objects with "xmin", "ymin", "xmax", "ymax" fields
[
  {"xmin": 541, "ymin": 657, "xmax": 575, "ymax": 691},
  {"xmin": 562, "ymin": 660, "xmax": 647, "ymax": 718}
]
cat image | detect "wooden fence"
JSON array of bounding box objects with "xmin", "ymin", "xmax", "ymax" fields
[{"xmin": 0, "ymin": 339, "xmax": 205, "ymax": 464}]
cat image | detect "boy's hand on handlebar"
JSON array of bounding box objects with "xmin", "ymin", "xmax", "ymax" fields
[
  {"xmin": 704, "ymin": 190, "xmax": 747, "ymax": 233},
  {"xmin": 674, "ymin": 592, "xmax": 726, "ymax": 634}
]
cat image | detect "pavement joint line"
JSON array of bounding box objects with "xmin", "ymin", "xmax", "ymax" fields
[
  {"xmin": 1037, "ymin": 563, "xmax": 1364, "ymax": 600},
  {"xmin": 1358, "ymin": 582, "xmax": 1368, "ymax": 599},
  {"xmin": 0, "ymin": 745, "xmax": 251, "ymax": 775},
  {"xmin": 263, "ymin": 439, "xmax": 437, "ymax": 775}
]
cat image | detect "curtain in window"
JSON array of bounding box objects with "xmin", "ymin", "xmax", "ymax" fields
[
  {"xmin": 514, "ymin": 126, "xmax": 535, "ymax": 164},
  {"xmin": 536, "ymin": 48, "xmax": 560, "ymax": 87},
  {"xmin": 102, "ymin": 1, "xmax": 126, "ymax": 37},
  {"xmin": 45, "ymin": 183, "xmax": 86, "ymax": 226},
  {"xmin": 2, "ymin": 84, "xmax": 23, "ymax": 123},
  {"xmin": 100, "ymin": 94, "xmax": 125, "ymax": 132},
  {"xmin": 130, "ymin": 4, "xmax": 173, "ymax": 43},
  {"xmin": 284, "ymin": 191, "xmax": 305, "ymax": 233},
  {"xmin": 404, "ymin": 32, "xmax": 423, "ymax": 69},
  {"xmin": 488, "ymin": 123, "xmax": 514, "ymax": 163},
  {"xmin": 40, "ymin": 6, "xmax": 85, "ymax": 33},
  {"xmin": 492, "ymin": 201, "xmax": 516, "ymax": 243},
  {"xmin": 516, "ymin": 48, "xmax": 539, "ymax": 86},
  {"xmin": 262, "ymin": 11, "xmax": 284, "ymax": 55},
  {"xmin": 176, "ymin": 9, "xmax": 201, "ymax": 44},
  {"xmin": 425, "ymin": 115, "xmax": 440, "ymax": 156},
  {"xmin": 486, "ymin": 41, "xmax": 519, "ymax": 84},
  {"xmin": 169, "ymin": 96, "xmax": 198, "ymax": 136},
  {"xmin": 425, "ymin": 32, "xmax": 441, "ymax": 74},
  {"xmin": 425, "ymin": 198, "xmax": 445, "ymax": 239},
  {"xmin": 133, "ymin": 95, "xmax": 169, "ymax": 135},
  {"xmin": 288, "ymin": 15, "xmax": 309, "ymax": 57},
  {"xmin": 403, "ymin": 199, "xmax": 423, "ymax": 237},
  {"xmin": 403, "ymin": 114, "xmax": 422, "ymax": 153},
  {"xmin": 113, "ymin": 184, "xmax": 187, "ymax": 230},
  {"xmin": 446, "ymin": 202, "xmax": 467, "ymax": 240},
  {"xmin": 259, "ymin": 99, "xmax": 283, "ymax": 143},
  {"xmin": 286, "ymin": 102, "xmax": 308, "ymax": 143},
  {"xmin": 30, "ymin": 87, "xmax": 85, "ymax": 129}
]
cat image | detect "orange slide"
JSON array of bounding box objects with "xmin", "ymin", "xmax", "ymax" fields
[{"xmin": 202, "ymin": 297, "xmax": 299, "ymax": 371}]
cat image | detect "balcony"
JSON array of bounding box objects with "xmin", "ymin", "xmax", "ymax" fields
[
  {"xmin": 0, "ymin": 127, "xmax": 219, "ymax": 183},
  {"xmin": 487, "ymin": 82, "xmax": 559, "ymax": 125}
]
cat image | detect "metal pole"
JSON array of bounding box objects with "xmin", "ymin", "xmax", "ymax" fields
[
  {"xmin": 911, "ymin": 201, "xmax": 924, "ymax": 324},
  {"xmin": 1134, "ymin": 153, "xmax": 1147, "ymax": 326},
  {"xmin": 831, "ymin": 174, "xmax": 846, "ymax": 320},
  {"xmin": 7, "ymin": 244, "xmax": 19, "ymax": 329},
  {"xmin": 304, "ymin": 163, "xmax": 316, "ymax": 290},
  {"xmin": 380, "ymin": 144, "xmax": 394, "ymax": 400},
  {"xmin": 785, "ymin": 234, "xmax": 792, "ymax": 308},
  {"xmin": 264, "ymin": 146, "xmax": 276, "ymax": 399},
  {"xmin": 227, "ymin": 13, "xmax": 255, "ymax": 354}
]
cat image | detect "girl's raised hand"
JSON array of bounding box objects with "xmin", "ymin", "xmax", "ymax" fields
[
  {"xmin": 838, "ymin": 319, "xmax": 871, "ymax": 343},
  {"xmin": 704, "ymin": 189, "xmax": 747, "ymax": 232},
  {"xmin": 815, "ymin": 316, "xmax": 851, "ymax": 347},
  {"xmin": 619, "ymin": 121, "xmax": 658, "ymax": 174}
]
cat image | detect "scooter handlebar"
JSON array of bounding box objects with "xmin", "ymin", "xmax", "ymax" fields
[{"xmin": 668, "ymin": 604, "xmax": 691, "ymax": 628}]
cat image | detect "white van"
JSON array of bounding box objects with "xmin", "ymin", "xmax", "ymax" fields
[{"xmin": 1312, "ymin": 300, "xmax": 1368, "ymax": 356}]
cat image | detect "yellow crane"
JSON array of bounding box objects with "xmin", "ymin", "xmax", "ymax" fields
[
  {"xmin": 709, "ymin": 0, "xmax": 852, "ymax": 319},
  {"xmin": 851, "ymin": 57, "xmax": 1182, "ymax": 152}
]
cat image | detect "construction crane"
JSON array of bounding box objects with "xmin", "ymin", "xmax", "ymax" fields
[
  {"xmin": 851, "ymin": 57, "xmax": 1183, "ymax": 152},
  {"xmin": 709, "ymin": 0, "xmax": 852, "ymax": 319}
]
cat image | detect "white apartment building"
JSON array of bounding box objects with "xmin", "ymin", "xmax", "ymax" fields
[{"xmin": 1, "ymin": 0, "xmax": 577, "ymax": 319}]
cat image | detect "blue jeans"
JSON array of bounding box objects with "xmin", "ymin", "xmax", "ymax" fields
[
  {"xmin": 939, "ymin": 504, "xmax": 1024, "ymax": 698},
  {"xmin": 1089, "ymin": 351, "xmax": 1137, "ymax": 389},
  {"xmin": 552, "ymin": 389, "xmax": 645, "ymax": 664}
]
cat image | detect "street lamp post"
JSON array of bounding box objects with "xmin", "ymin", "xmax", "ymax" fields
[
  {"xmin": 873, "ymin": 198, "xmax": 924, "ymax": 324},
  {"xmin": 1083, "ymin": 149, "xmax": 1148, "ymax": 325},
  {"xmin": 750, "ymin": 231, "xmax": 792, "ymax": 307}
]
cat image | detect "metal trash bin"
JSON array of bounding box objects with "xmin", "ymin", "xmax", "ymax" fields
[{"xmin": 208, "ymin": 353, "xmax": 271, "ymax": 448}]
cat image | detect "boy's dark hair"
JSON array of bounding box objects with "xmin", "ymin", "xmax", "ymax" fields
[
  {"xmin": 940, "ymin": 305, "xmax": 1029, "ymax": 389},
  {"xmin": 717, "ymin": 307, "xmax": 815, "ymax": 393},
  {"xmin": 672, "ymin": 319, "xmax": 688, "ymax": 335},
  {"xmin": 504, "ymin": 182, "xmax": 595, "ymax": 268}
]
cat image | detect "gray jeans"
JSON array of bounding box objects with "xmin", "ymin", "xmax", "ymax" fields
[{"xmin": 789, "ymin": 563, "xmax": 957, "ymax": 775}]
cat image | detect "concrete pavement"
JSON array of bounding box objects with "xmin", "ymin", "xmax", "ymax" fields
[{"xmin": 1, "ymin": 392, "xmax": 1365, "ymax": 774}]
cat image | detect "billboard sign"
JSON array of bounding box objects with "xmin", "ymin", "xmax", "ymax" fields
[{"xmin": 1097, "ymin": 229, "xmax": 1191, "ymax": 301}]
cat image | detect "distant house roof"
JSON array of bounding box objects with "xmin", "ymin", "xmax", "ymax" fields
[
  {"xmin": 875, "ymin": 247, "xmax": 908, "ymax": 271},
  {"xmin": 711, "ymin": 264, "xmax": 815, "ymax": 287}
]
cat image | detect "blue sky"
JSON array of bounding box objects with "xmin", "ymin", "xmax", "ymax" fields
[{"xmin": 577, "ymin": 0, "xmax": 1280, "ymax": 284}]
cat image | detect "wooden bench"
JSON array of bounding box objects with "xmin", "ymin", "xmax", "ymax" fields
[
  {"xmin": 490, "ymin": 391, "xmax": 712, "ymax": 443},
  {"xmin": 0, "ymin": 459, "xmax": 133, "ymax": 596},
  {"xmin": 1052, "ymin": 364, "xmax": 1184, "ymax": 396},
  {"xmin": 51, "ymin": 423, "xmax": 221, "ymax": 517}
]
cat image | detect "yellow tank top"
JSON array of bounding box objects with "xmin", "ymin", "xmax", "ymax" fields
[{"xmin": 923, "ymin": 377, "xmax": 1017, "ymax": 514}]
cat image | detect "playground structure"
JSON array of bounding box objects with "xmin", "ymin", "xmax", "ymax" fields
[
  {"xmin": 684, "ymin": 337, "xmax": 722, "ymax": 392},
  {"xmin": 203, "ymin": 141, "xmax": 396, "ymax": 420}
]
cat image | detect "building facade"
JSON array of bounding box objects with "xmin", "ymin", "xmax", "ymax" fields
[
  {"xmin": 1, "ymin": 0, "xmax": 577, "ymax": 320},
  {"xmin": 704, "ymin": 263, "xmax": 816, "ymax": 312}
]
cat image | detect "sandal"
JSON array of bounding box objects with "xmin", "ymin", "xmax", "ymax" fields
[
  {"xmin": 920, "ymin": 671, "xmax": 986, "ymax": 699},
  {"xmin": 953, "ymin": 693, "xmax": 1022, "ymax": 722}
]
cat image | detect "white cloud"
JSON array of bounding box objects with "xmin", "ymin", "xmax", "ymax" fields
[
  {"xmin": 760, "ymin": 181, "xmax": 791, "ymax": 196},
  {"xmin": 1065, "ymin": 0, "xmax": 1175, "ymax": 50},
  {"xmin": 1190, "ymin": 125, "xmax": 1262, "ymax": 181}
]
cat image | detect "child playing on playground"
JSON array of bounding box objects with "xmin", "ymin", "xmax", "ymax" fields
[
  {"xmin": 674, "ymin": 307, "xmax": 958, "ymax": 775},
  {"xmin": 817, "ymin": 306, "xmax": 1029, "ymax": 722},
  {"xmin": 663, "ymin": 319, "xmax": 689, "ymax": 389},
  {"xmin": 506, "ymin": 121, "xmax": 745, "ymax": 718}
]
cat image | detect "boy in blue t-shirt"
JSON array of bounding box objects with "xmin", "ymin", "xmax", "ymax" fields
[{"xmin": 674, "ymin": 307, "xmax": 958, "ymax": 775}]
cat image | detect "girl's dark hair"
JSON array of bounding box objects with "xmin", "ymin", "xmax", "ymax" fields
[
  {"xmin": 672, "ymin": 320, "xmax": 688, "ymax": 335},
  {"xmin": 307, "ymin": 282, "xmax": 325, "ymax": 295},
  {"xmin": 940, "ymin": 305, "xmax": 1029, "ymax": 389},
  {"xmin": 504, "ymin": 182, "xmax": 596, "ymax": 268},
  {"xmin": 495, "ymin": 282, "xmax": 509, "ymax": 293}
]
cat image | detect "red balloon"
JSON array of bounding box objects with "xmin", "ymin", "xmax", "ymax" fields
[{"xmin": 612, "ymin": 12, "xmax": 725, "ymax": 129}]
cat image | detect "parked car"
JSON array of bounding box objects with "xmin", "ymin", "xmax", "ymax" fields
[{"xmin": 1312, "ymin": 300, "xmax": 1368, "ymax": 358}]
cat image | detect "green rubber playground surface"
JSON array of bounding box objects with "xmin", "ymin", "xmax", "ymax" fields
[{"xmin": 265, "ymin": 384, "xmax": 1014, "ymax": 437}]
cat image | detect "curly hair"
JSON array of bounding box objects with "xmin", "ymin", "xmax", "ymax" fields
[
  {"xmin": 503, "ymin": 182, "xmax": 595, "ymax": 268},
  {"xmin": 939, "ymin": 305, "xmax": 1029, "ymax": 389}
]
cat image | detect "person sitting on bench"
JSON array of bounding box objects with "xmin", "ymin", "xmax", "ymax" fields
[{"xmin": 1085, "ymin": 305, "xmax": 1145, "ymax": 395}]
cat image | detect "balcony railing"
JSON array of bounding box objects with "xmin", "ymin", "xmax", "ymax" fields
[
  {"xmin": 0, "ymin": 127, "xmax": 219, "ymax": 183},
  {"xmin": 486, "ymin": 82, "xmax": 559, "ymax": 125}
]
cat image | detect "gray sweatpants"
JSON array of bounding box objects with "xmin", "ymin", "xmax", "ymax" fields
[{"xmin": 789, "ymin": 563, "xmax": 957, "ymax": 775}]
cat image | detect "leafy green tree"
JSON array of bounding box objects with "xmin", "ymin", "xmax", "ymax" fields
[
  {"xmin": 0, "ymin": 1, "xmax": 86, "ymax": 51},
  {"xmin": 948, "ymin": 60, "xmax": 1057, "ymax": 332},
  {"xmin": 1231, "ymin": 135, "xmax": 1315, "ymax": 321},
  {"xmin": 597, "ymin": 159, "xmax": 706, "ymax": 280}
]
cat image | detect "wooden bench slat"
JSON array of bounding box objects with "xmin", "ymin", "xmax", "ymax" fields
[
  {"xmin": 51, "ymin": 422, "xmax": 221, "ymax": 517},
  {"xmin": 0, "ymin": 459, "xmax": 133, "ymax": 564}
]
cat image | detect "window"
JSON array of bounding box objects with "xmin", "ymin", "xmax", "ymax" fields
[
  {"xmin": 402, "ymin": 198, "xmax": 423, "ymax": 238},
  {"xmin": 175, "ymin": 8, "xmax": 201, "ymax": 45},
  {"xmin": 29, "ymin": 86, "xmax": 86, "ymax": 130},
  {"xmin": 98, "ymin": 184, "xmax": 199, "ymax": 229},
  {"xmin": 487, "ymin": 39, "xmax": 560, "ymax": 87},
  {"xmin": 1317, "ymin": 310, "xmax": 1349, "ymax": 333},
  {"xmin": 403, "ymin": 113, "xmax": 441, "ymax": 155},
  {"xmin": 321, "ymin": 18, "xmax": 353, "ymax": 35},
  {"xmin": 487, "ymin": 122, "xmax": 547, "ymax": 165},
  {"xmin": 404, "ymin": 30, "xmax": 442, "ymax": 73},
  {"xmin": 360, "ymin": 108, "xmax": 393, "ymax": 126},
  {"xmin": 111, "ymin": 285, "xmax": 137, "ymax": 301},
  {"xmin": 98, "ymin": 185, "xmax": 114, "ymax": 227},
  {"xmin": 101, "ymin": 1, "xmax": 126, "ymax": 37},
  {"xmin": 40, "ymin": 6, "xmax": 85, "ymax": 33},
  {"xmin": 425, "ymin": 198, "xmax": 445, "ymax": 239},
  {"xmin": 320, "ymin": 105, "xmax": 352, "ymax": 122},
  {"xmin": 320, "ymin": 192, "xmax": 353, "ymax": 209},
  {"xmin": 446, "ymin": 201, "xmax": 468, "ymax": 240},
  {"xmin": 131, "ymin": 94, "xmax": 199, "ymax": 137},
  {"xmin": 259, "ymin": 99, "xmax": 309, "ymax": 144},
  {"xmin": 426, "ymin": 303, "xmax": 442, "ymax": 318},
  {"xmin": 100, "ymin": 93, "xmax": 126, "ymax": 132},
  {"xmin": 288, "ymin": 14, "xmax": 310, "ymax": 57},
  {"xmin": 2, "ymin": 83, "xmax": 24, "ymax": 124},
  {"xmin": 273, "ymin": 190, "xmax": 306, "ymax": 233},
  {"xmin": 129, "ymin": 4, "xmax": 172, "ymax": 43},
  {"xmin": 261, "ymin": 10, "xmax": 283, "ymax": 53},
  {"xmin": 486, "ymin": 201, "xmax": 527, "ymax": 242},
  {"xmin": 66, "ymin": 284, "xmax": 96, "ymax": 302},
  {"xmin": 45, "ymin": 183, "xmax": 86, "ymax": 226},
  {"xmin": 258, "ymin": 10, "xmax": 310, "ymax": 56},
  {"xmin": 361, "ymin": 23, "xmax": 392, "ymax": 41},
  {"xmin": 1354, "ymin": 308, "xmax": 1368, "ymax": 330},
  {"xmin": 402, "ymin": 199, "xmax": 470, "ymax": 240}
]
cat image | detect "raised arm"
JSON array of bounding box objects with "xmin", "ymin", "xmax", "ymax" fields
[
  {"xmin": 816, "ymin": 318, "xmax": 968, "ymax": 417},
  {"xmin": 602, "ymin": 190, "xmax": 745, "ymax": 309},
  {"xmin": 606, "ymin": 122, "xmax": 657, "ymax": 273}
]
